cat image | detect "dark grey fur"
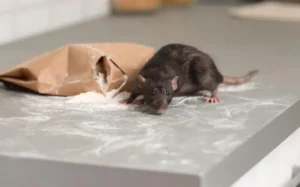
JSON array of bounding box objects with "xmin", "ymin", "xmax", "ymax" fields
[{"xmin": 124, "ymin": 43, "xmax": 257, "ymax": 114}]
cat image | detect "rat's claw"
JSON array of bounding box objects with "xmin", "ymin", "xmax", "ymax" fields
[{"xmin": 204, "ymin": 97, "xmax": 221, "ymax": 103}]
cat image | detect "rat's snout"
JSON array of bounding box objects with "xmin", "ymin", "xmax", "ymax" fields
[
  {"xmin": 153, "ymin": 100, "xmax": 163, "ymax": 107},
  {"xmin": 152, "ymin": 100, "xmax": 168, "ymax": 110}
]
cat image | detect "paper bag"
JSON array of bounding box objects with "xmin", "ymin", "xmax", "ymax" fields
[{"xmin": 0, "ymin": 43, "xmax": 154, "ymax": 97}]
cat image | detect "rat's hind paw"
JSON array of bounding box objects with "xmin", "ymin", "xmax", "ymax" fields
[{"xmin": 204, "ymin": 97, "xmax": 221, "ymax": 103}]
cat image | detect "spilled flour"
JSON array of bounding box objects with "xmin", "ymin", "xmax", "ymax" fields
[
  {"xmin": 0, "ymin": 81, "xmax": 297, "ymax": 174},
  {"xmin": 65, "ymin": 91, "xmax": 131, "ymax": 111}
]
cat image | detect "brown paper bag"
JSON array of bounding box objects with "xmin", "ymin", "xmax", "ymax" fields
[{"xmin": 0, "ymin": 43, "xmax": 154, "ymax": 97}]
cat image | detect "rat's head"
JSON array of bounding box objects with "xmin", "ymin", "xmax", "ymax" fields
[{"xmin": 137, "ymin": 75, "xmax": 179, "ymax": 114}]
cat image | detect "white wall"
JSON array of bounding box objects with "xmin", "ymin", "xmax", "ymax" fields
[{"xmin": 0, "ymin": 0, "xmax": 111, "ymax": 45}]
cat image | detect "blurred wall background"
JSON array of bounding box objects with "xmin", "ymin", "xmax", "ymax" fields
[
  {"xmin": 0, "ymin": 0, "xmax": 111, "ymax": 46},
  {"xmin": 1, "ymin": 0, "xmax": 296, "ymax": 46}
]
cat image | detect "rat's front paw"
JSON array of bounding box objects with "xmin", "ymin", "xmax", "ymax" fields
[{"xmin": 204, "ymin": 97, "xmax": 221, "ymax": 103}]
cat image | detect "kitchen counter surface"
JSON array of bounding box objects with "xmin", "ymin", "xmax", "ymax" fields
[{"xmin": 0, "ymin": 5, "xmax": 300, "ymax": 187}]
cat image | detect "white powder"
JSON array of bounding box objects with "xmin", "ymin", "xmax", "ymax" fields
[
  {"xmin": 0, "ymin": 77, "xmax": 297, "ymax": 175},
  {"xmin": 43, "ymin": 66, "xmax": 133, "ymax": 111},
  {"xmin": 213, "ymin": 134, "xmax": 243, "ymax": 153},
  {"xmin": 13, "ymin": 79, "xmax": 293, "ymax": 131},
  {"xmin": 66, "ymin": 91, "xmax": 129, "ymax": 103},
  {"xmin": 201, "ymin": 96, "xmax": 292, "ymax": 130},
  {"xmin": 95, "ymin": 72, "xmax": 108, "ymax": 91},
  {"xmin": 67, "ymin": 92, "xmax": 108, "ymax": 103},
  {"xmin": 19, "ymin": 90, "xmax": 133, "ymax": 117}
]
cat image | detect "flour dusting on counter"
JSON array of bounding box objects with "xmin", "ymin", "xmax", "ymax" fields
[{"xmin": 0, "ymin": 81, "xmax": 297, "ymax": 174}]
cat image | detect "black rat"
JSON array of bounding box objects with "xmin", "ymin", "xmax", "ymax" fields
[{"xmin": 120, "ymin": 43, "xmax": 258, "ymax": 114}]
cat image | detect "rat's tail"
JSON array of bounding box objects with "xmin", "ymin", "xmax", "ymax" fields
[{"xmin": 222, "ymin": 69, "xmax": 258, "ymax": 85}]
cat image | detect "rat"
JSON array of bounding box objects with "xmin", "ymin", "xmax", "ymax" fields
[{"xmin": 120, "ymin": 43, "xmax": 258, "ymax": 114}]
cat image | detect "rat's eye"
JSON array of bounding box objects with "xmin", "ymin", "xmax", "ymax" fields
[
  {"xmin": 150, "ymin": 91, "xmax": 155, "ymax": 95},
  {"xmin": 166, "ymin": 91, "xmax": 169, "ymax": 95}
]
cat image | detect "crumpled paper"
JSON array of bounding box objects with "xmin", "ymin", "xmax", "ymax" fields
[{"xmin": 0, "ymin": 43, "xmax": 154, "ymax": 97}]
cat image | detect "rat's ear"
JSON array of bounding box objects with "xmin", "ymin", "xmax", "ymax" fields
[
  {"xmin": 171, "ymin": 76, "xmax": 179, "ymax": 91},
  {"xmin": 137, "ymin": 75, "xmax": 147, "ymax": 88}
]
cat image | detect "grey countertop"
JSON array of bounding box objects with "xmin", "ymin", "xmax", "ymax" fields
[{"xmin": 0, "ymin": 5, "xmax": 300, "ymax": 187}]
